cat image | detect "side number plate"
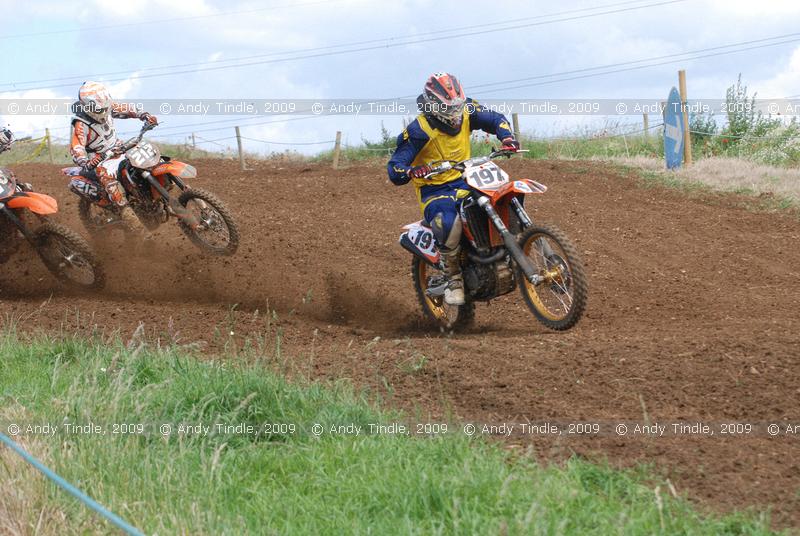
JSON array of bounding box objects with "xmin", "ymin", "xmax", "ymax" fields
[{"xmin": 400, "ymin": 221, "xmax": 440, "ymax": 263}]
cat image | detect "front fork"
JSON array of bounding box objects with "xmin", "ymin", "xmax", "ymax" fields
[
  {"xmin": 0, "ymin": 205, "xmax": 36, "ymax": 243},
  {"xmin": 510, "ymin": 197, "xmax": 532, "ymax": 229},
  {"xmin": 511, "ymin": 196, "xmax": 556, "ymax": 259},
  {"xmin": 140, "ymin": 171, "xmax": 200, "ymax": 228}
]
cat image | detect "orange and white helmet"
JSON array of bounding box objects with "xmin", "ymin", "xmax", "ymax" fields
[
  {"xmin": 0, "ymin": 127, "xmax": 12, "ymax": 153},
  {"xmin": 78, "ymin": 81, "xmax": 112, "ymax": 122},
  {"xmin": 421, "ymin": 72, "xmax": 466, "ymax": 130}
]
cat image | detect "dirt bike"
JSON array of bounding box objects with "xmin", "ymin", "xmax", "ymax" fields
[
  {"xmin": 399, "ymin": 148, "xmax": 587, "ymax": 331},
  {"xmin": 0, "ymin": 166, "xmax": 105, "ymax": 289},
  {"xmin": 63, "ymin": 123, "xmax": 239, "ymax": 256}
]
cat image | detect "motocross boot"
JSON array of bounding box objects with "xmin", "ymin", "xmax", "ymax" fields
[
  {"xmin": 441, "ymin": 247, "xmax": 465, "ymax": 306},
  {"xmin": 119, "ymin": 205, "xmax": 155, "ymax": 246},
  {"xmin": 98, "ymin": 168, "xmax": 152, "ymax": 243}
]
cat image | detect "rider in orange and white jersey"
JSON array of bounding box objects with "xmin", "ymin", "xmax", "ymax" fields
[{"xmin": 69, "ymin": 81, "xmax": 158, "ymax": 236}]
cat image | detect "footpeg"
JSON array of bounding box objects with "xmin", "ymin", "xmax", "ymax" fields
[{"xmin": 425, "ymin": 282, "xmax": 447, "ymax": 297}]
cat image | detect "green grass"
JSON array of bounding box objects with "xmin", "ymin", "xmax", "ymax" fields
[
  {"xmin": 0, "ymin": 334, "xmax": 778, "ymax": 534},
  {"xmin": 312, "ymin": 143, "xmax": 394, "ymax": 164},
  {"xmin": 0, "ymin": 140, "xmax": 224, "ymax": 166},
  {"xmin": 310, "ymin": 133, "xmax": 665, "ymax": 167},
  {"xmin": 611, "ymin": 158, "xmax": 800, "ymax": 215}
]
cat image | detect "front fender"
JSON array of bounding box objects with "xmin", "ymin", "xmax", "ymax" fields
[
  {"xmin": 152, "ymin": 161, "xmax": 197, "ymax": 179},
  {"xmin": 6, "ymin": 191, "xmax": 58, "ymax": 215},
  {"xmin": 491, "ymin": 179, "xmax": 548, "ymax": 200}
]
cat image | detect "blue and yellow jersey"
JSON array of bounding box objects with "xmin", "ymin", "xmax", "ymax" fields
[{"xmin": 387, "ymin": 98, "xmax": 514, "ymax": 199}]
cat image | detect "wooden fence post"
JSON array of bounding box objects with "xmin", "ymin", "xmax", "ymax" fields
[
  {"xmin": 678, "ymin": 70, "xmax": 693, "ymax": 166},
  {"xmin": 643, "ymin": 114, "xmax": 650, "ymax": 138},
  {"xmin": 45, "ymin": 128, "xmax": 53, "ymax": 163},
  {"xmin": 512, "ymin": 113, "xmax": 521, "ymax": 140},
  {"xmin": 332, "ymin": 131, "xmax": 342, "ymax": 169},
  {"xmin": 191, "ymin": 133, "xmax": 196, "ymax": 149},
  {"xmin": 235, "ymin": 126, "xmax": 246, "ymax": 171}
]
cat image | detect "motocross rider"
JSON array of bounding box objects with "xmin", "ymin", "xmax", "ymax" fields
[
  {"xmin": 69, "ymin": 81, "xmax": 158, "ymax": 237},
  {"xmin": 387, "ymin": 72, "xmax": 519, "ymax": 306},
  {"xmin": 0, "ymin": 127, "xmax": 12, "ymax": 153}
]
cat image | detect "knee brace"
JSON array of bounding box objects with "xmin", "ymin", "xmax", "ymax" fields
[
  {"xmin": 430, "ymin": 211, "xmax": 462, "ymax": 252},
  {"xmin": 96, "ymin": 168, "xmax": 127, "ymax": 207}
]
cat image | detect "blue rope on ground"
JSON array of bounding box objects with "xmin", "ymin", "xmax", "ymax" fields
[{"xmin": 0, "ymin": 431, "xmax": 144, "ymax": 536}]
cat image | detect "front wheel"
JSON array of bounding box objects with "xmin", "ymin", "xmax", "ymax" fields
[
  {"xmin": 516, "ymin": 225, "xmax": 587, "ymax": 331},
  {"xmin": 177, "ymin": 188, "xmax": 239, "ymax": 256},
  {"xmin": 34, "ymin": 222, "xmax": 106, "ymax": 289},
  {"xmin": 411, "ymin": 256, "xmax": 474, "ymax": 331}
]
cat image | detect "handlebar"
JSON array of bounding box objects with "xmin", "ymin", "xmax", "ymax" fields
[
  {"xmin": 424, "ymin": 147, "xmax": 529, "ymax": 179},
  {"xmin": 98, "ymin": 122, "xmax": 157, "ymax": 163}
]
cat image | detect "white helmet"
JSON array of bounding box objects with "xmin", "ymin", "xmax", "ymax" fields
[
  {"xmin": 78, "ymin": 81, "xmax": 112, "ymax": 122},
  {"xmin": 0, "ymin": 128, "xmax": 12, "ymax": 153},
  {"xmin": 0, "ymin": 127, "xmax": 14, "ymax": 151}
]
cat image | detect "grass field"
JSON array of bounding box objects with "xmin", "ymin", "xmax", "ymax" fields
[
  {"xmin": 614, "ymin": 156, "xmax": 800, "ymax": 209},
  {"xmin": 0, "ymin": 333, "xmax": 778, "ymax": 535},
  {"xmin": 0, "ymin": 139, "xmax": 226, "ymax": 167}
]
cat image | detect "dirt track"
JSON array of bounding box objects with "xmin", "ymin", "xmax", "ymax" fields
[{"xmin": 2, "ymin": 158, "xmax": 799, "ymax": 526}]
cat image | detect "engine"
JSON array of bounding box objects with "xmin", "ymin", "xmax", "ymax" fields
[
  {"xmin": 461, "ymin": 201, "xmax": 491, "ymax": 252},
  {"xmin": 123, "ymin": 166, "xmax": 169, "ymax": 229},
  {"xmin": 463, "ymin": 259, "xmax": 516, "ymax": 300}
]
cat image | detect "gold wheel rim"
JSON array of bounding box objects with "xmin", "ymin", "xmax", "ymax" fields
[
  {"xmin": 418, "ymin": 261, "xmax": 447, "ymax": 321},
  {"xmin": 522, "ymin": 235, "xmax": 573, "ymax": 322}
]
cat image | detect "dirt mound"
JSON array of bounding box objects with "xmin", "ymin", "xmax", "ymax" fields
[{"xmin": 2, "ymin": 158, "xmax": 799, "ymax": 527}]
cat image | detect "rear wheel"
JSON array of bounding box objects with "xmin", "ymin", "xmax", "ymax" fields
[
  {"xmin": 516, "ymin": 225, "xmax": 587, "ymax": 331},
  {"xmin": 34, "ymin": 222, "xmax": 105, "ymax": 289},
  {"xmin": 412, "ymin": 256, "xmax": 474, "ymax": 331},
  {"xmin": 177, "ymin": 188, "xmax": 239, "ymax": 256}
]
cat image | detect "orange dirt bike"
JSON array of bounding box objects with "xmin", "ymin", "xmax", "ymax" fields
[
  {"xmin": 63, "ymin": 123, "xmax": 239, "ymax": 256},
  {"xmin": 399, "ymin": 149, "xmax": 587, "ymax": 331},
  {"xmin": 0, "ymin": 166, "xmax": 105, "ymax": 288}
]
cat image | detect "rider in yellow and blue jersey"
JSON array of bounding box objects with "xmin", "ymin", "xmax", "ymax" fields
[{"xmin": 388, "ymin": 72, "xmax": 519, "ymax": 305}]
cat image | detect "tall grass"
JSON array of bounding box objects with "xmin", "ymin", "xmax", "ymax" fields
[
  {"xmin": 614, "ymin": 156, "xmax": 800, "ymax": 210},
  {"xmin": 689, "ymin": 75, "xmax": 800, "ymax": 167},
  {"xmin": 0, "ymin": 140, "xmax": 225, "ymax": 166},
  {"xmin": 0, "ymin": 335, "xmax": 778, "ymax": 535}
]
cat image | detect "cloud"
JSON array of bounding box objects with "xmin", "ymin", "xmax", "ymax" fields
[
  {"xmin": 84, "ymin": 0, "xmax": 213, "ymax": 18},
  {"xmin": 3, "ymin": 0, "xmax": 799, "ymax": 146},
  {"xmin": 0, "ymin": 88, "xmax": 72, "ymax": 140},
  {"xmin": 752, "ymin": 45, "xmax": 800, "ymax": 97},
  {"xmin": 708, "ymin": 0, "xmax": 800, "ymax": 15},
  {"xmin": 107, "ymin": 73, "xmax": 143, "ymax": 100},
  {"xmin": 0, "ymin": 73, "xmax": 144, "ymax": 141}
]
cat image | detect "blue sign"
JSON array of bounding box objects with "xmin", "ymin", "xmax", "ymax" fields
[{"xmin": 663, "ymin": 87, "xmax": 684, "ymax": 169}]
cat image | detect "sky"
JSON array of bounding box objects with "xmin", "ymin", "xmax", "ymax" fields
[{"xmin": 1, "ymin": 0, "xmax": 799, "ymax": 155}]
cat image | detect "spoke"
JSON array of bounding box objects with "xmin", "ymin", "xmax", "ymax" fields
[
  {"xmin": 550, "ymin": 271, "xmax": 574, "ymax": 301},
  {"xmin": 525, "ymin": 235, "xmax": 577, "ymax": 318},
  {"xmin": 550, "ymin": 288, "xmax": 571, "ymax": 314}
]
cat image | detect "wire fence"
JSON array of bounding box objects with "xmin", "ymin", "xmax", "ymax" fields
[
  {"xmin": 689, "ymin": 129, "xmax": 800, "ymax": 141},
  {"xmin": 0, "ymin": 119, "xmax": 671, "ymax": 166},
  {"xmin": 4, "ymin": 114, "xmax": 797, "ymax": 167}
]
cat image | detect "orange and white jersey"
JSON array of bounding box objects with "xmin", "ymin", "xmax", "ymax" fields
[{"xmin": 70, "ymin": 102, "xmax": 142, "ymax": 162}]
